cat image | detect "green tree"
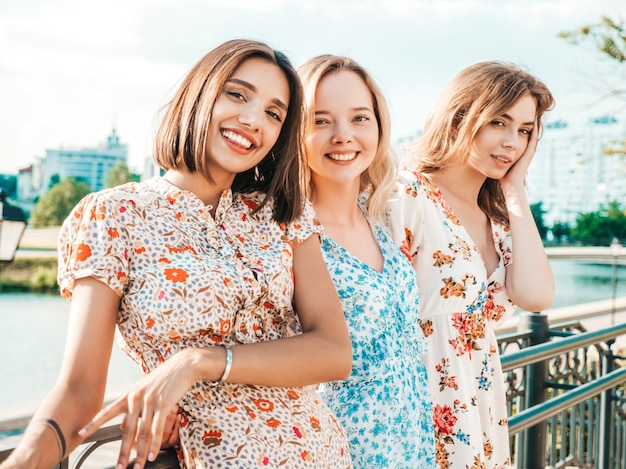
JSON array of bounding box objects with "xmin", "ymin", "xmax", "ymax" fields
[
  {"xmin": 0, "ymin": 174, "xmax": 17, "ymax": 196},
  {"xmin": 30, "ymin": 177, "xmax": 91, "ymax": 228},
  {"xmin": 570, "ymin": 201, "xmax": 626, "ymax": 246},
  {"xmin": 530, "ymin": 202, "xmax": 549, "ymax": 241},
  {"xmin": 106, "ymin": 160, "xmax": 139, "ymax": 188},
  {"xmin": 559, "ymin": 15, "xmax": 626, "ymax": 155},
  {"xmin": 550, "ymin": 221, "xmax": 571, "ymax": 244}
]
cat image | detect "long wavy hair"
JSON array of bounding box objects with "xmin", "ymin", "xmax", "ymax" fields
[
  {"xmin": 153, "ymin": 39, "xmax": 305, "ymax": 223},
  {"xmin": 408, "ymin": 60, "xmax": 555, "ymax": 228},
  {"xmin": 298, "ymin": 54, "xmax": 398, "ymax": 222}
]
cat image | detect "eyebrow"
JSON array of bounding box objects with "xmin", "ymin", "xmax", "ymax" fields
[
  {"xmin": 227, "ymin": 78, "xmax": 288, "ymax": 111},
  {"xmin": 502, "ymin": 112, "xmax": 534, "ymax": 127},
  {"xmin": 314, "ymin": 106, "xmax": 374, "ymax": 115}
]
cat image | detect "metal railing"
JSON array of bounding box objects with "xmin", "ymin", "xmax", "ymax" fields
[
  {"xmin": 3, "ymin": 304, "xmax": 626, "ymax": 469},
  {"xmin": 499, "ymin": 311, "xmax": 626, "ymax": 469}
]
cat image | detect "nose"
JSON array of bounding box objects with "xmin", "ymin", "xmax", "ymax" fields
[
  {"xmin": 331, "ymin": 120, "xmax": 352, "ymax": 144},
  {"xmin": 237, "ymin": 103, "xmax": 262, "ymax": 131},
  {"xmin": 502, "ymin": 128, "xmax": 519, "ymax": 149}
]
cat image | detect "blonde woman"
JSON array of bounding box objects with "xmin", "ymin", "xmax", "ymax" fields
[{"xmin": 299, "ymin": 54, "xmax": 435, "ymax": 468}]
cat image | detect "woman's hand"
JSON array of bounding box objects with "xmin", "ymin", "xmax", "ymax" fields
[
  {"xmin": 501, "ymin": 122, "xmax": 539, "ymax": 192},
  {"xmin": 78, "ymin": 348, "xmax": 220, "ymax": 469}
]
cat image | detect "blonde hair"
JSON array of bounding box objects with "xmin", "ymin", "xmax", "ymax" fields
[
  {"xmin": 153, "ymin": 39, "xmax": 305, "ymax": 223},
  {"xmin": 409, "ymin": 60, "xmax": 555, "ymax": 227},
  {"xmin": 297, "ymin": 54, "xmax": 397, "ymax": 222}
]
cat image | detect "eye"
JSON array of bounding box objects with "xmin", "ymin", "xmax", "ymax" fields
[
  {"xmin": 491, "ymin": 120, "xmax": 505, "ymax": 127},
  {"xmin": 519, "ymin": 128, "xmax": 532, "ymax": 136},
  {"xmin": 354, "ymin": 115, "xmax": 370, "ymax": 123},
  {"xmin": 266, "ymin": 110, "xmax": 283, "ymax": 123},
  {"xmin": 314, "ymin": 118, "xmax": 329, "ymax": 126},
  {"xmin": 226, "ymin": 90, "xmax": 246, "ymax": 101}
]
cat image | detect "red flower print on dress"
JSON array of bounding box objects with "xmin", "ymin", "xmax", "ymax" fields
[
  {"xmin": 164, "ymin": 267, "xmax": 189, "ymax": 283},
  {"xmin": 433, "ymin": 404, "xmax": 457, "ymax": 436},
  {"xmin": 75, "ymin": 243, "xmax": 92, "ymax": 262}
]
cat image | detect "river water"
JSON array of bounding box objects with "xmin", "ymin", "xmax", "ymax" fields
[{"xmin": 0, "ymin": 258, "xmax": 625, "ymax": 416}]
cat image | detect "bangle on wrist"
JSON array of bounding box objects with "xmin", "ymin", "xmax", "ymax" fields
[{"xmin": 212, "ymin": 346, "xmax": 232, "ymax": 386}]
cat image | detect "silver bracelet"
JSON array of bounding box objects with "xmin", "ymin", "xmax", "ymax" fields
[{"xmin": 218, "ymin": 347, "xmax": 232, "ymax": 385}]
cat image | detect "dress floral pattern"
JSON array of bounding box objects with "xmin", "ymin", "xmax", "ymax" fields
[
  {"xmin": 318, "ymin": 208, "xmax": 435, "ymax": 468},
  {"xmin": 58, "ymin": 177, "xmax": 352, "ymax": 469},
  {"xmin": 387, "ymin": 171, "xmax": 515, "ymax": 469}
]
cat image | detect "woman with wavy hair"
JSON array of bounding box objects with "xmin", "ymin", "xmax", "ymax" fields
[{"xmin": 388, "ymin": 61, "xmax": 556, "ymax": 468}]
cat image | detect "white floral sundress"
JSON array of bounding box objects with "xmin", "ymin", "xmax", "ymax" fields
[
  {"xmin": 387, "ymin": 170, "xmax": 515, "ymax": 469},
  {"xmin": 58, "ymin": 177, "xmax": 352, "ymax": 468},
  {"xmin": 318, "ymin": 209, "xmax": 435, "ymax": 468}
]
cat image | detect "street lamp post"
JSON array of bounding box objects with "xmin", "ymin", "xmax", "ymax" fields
[{"xmin": 0, "ymin": 191, "xmax": 28, "ymax": 291}]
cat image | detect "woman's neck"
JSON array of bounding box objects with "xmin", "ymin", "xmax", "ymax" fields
[
  {"xmin": 162, "ymin": 169, "xmax": 229, "ymax": 213},
  {"xmin": 310, "ymin": 178, "xmax": 362, "ymax": 228}
]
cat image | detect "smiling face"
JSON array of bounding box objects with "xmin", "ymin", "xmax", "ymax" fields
[
  {"xmin": 205, "ymin": 57, "xmax": 290, "ymax": 185},
  {"xmin": 305, "ymin": 70, "xmax": 379, "ymax": 189},
  {"xmin": 467, "ymin": 93, "xmax": 536, "ymax": 179}
]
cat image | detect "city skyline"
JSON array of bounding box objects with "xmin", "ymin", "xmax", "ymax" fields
[{"xmin": 1, "ymin": 0, "xmax": 625, "ymax": 175}]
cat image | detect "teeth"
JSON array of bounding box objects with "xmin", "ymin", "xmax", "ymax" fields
[
  {"xmin": 327, "ymin": 153, "xmax": 357, "ymax": 161},
  {"xmin": 494, "ymin": 155, "xmax": 509, "ymax": 163},
  {"xmin": 222, "ymin": 130, "xmax": 253, "ymax": 149}
]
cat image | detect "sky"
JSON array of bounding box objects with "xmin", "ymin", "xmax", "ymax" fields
[{"xmin": 1, "ymin": 0, "xmax": 625, "ymax": 175}]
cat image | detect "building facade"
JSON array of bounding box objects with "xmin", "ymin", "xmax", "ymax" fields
[
  {"xmin": 32, "ymin": 129, "xmax": 128, "ymax": 196},
  {"xmin": 527, "ymin": 114, "xmax": 626, "ymax": 229}
]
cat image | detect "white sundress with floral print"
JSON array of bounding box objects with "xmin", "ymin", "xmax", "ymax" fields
[
  {"xmin": 58, "ymin": 177, "xmax": 352, "ymax": 469},
  {"xmin": 318, "ymin": 206, "xmax": 435, "ymax": 469},
  {"xmin": 387, "ymin": 170, "xmax": 516, "ymax": 469}
]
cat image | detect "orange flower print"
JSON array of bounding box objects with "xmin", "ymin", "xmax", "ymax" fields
[
  {"xmin": 287, "ymin": 389, "xmax": 300, "ymax": 400},
  {"xmin": 300, "ymin": 450, "xmax": 313, "ymax": 462},
  {"xmin": 219, "ymin": 319, "xmax": 231, "ymax": 335},
  {"xmin": 470, "ymin": 454, "xmax": 487, "ymax": 469},
  {"xmin": 166, "ymin": 194, "xmax": 176, "ymax": 205},
  {"xmin": 116, "ymin": 271, "xmax": 127, "ymax": 281},
  {"xmin": 169, "ymin": 328, "xmax": 181, "ymax": 341},
  {"xmin": 483, "ymin": 440, "xmax": 493, "ymax": 458},
  {"xmin": 146, "ymin": 317, "xmax": 156, "ymax": 329},
  {"xmin": 164, "ymin": 267, "xmax": 189, "ymax": 283},
  {"xmin": 399, "ymin": 239, "xmax": 412, "ymax": 263},
  {"xmin": 266, "ymin": 417, "xmax": 281, "ymax": 428},
  {"xmin": 309, "ymin": 416, "xmax": 321, "ymax": 432},
  {"xmin": 254, "ymin": 398, "xmax": 274, "ymax": 412},
  {"xmin": 225, "ymin": 405, "xmax": 238, "ymax": 413},
  {"xmin": 202, "ymin": 429, "xmax": 222, "ymax": 449},
  {"xmin": 158, "ymin": 257, "xmax": 171, "ymax": 264},
  {"xmin": 433, "ymin": 250, "xmax": 453, "ymax": 268},
  {"xmin": 420, "ymin": 319, "xmax": 434, "ymax": 337},
  {"xmin": 74, "ymin": 243, "xmax": 92, "ymax": 262},
  {"xmin": 107, "ymin": 228, "xmax": 120, "ymax": 238}
]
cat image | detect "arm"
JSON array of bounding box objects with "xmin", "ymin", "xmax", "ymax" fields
[
  {"xmin": 1, "ymin": 277, "xmax": 119, "ymax": 469},
  {"xmin": 501, "ymin": 127, "xmax": 555, "ymax": 312},
  {"xmin": 79, "ymin": 234, "xmax": 352, "ymax": 467}
]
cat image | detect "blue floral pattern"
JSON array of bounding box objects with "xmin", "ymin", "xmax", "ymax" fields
[{"xmin": 319, "ymin": 213, "xmax": 435, "ymax": 468}]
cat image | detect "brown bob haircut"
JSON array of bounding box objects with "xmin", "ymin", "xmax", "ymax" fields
[{"xmin": 153, "ymin": 39, "xmax": 305, "ymax": 223}]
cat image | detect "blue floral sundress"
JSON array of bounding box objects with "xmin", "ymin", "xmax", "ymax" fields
[{"xmin": 319, "ymin": 216, "xmax": 435, "ymax": 468}]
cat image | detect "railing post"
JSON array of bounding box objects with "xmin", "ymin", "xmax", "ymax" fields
[
  {"xmin": 518, "ymin": 311, "xmax": 549, "ymax": 469},
  {"xmin": 598, "ymin": 338, "xmax": 615, "ymax": 469}
]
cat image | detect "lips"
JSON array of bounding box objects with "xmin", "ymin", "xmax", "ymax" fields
[
  {"xmin": 326, "ymin": 152, "xmax": 357, "ymax": 162},
  {"xmin": 222, "ymin": 129, "xmax": 254, "ymax": 150},
  {"xmin": 492, "ymin": 154, "xmax": 511, "ymax": 164}
]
